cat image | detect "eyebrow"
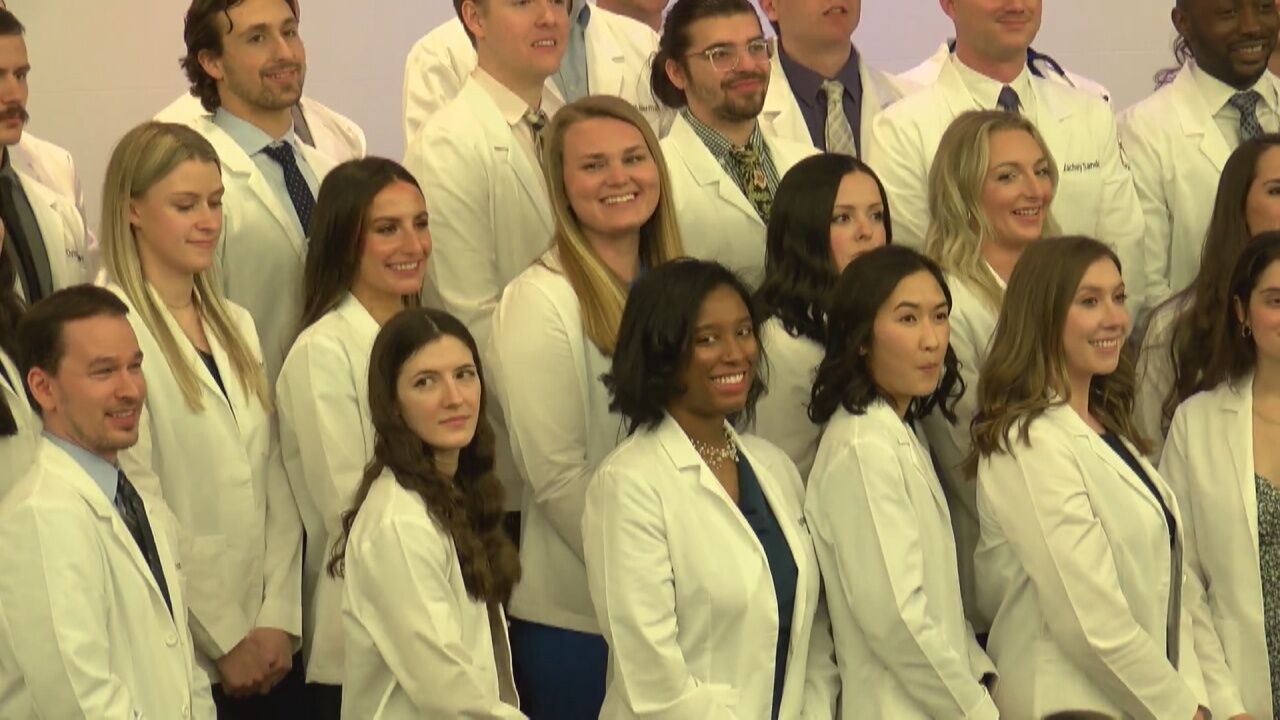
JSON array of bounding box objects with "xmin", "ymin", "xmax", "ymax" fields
[
  {"xmin": 832, "ymin": 201, "xmax": 883, "ymax": 210},
  {"xmin": 1075, "ymin": 284, "xmax": 1124, "ymax": 294},
  {"xmin": 578, "ymin": 145, "xmax": 646, "ymax": 160},
  {"xmin": 893, "ymin": 300, "xmax": 949, "ymax": 311}
]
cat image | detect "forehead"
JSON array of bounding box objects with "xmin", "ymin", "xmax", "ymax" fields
[
  {"xmin": 563, "ymin": 116, "xmax": 647, "ymax": 154},
  {"xmin": 368, "ymin": 180, "xmax": 426, "ymax": 216},
  {"xmin": 695, "ymin": 284, "xmax": 750, "ymax": 325},
  {"xmin": 0, "ymin": 35, "xmax": 28, "ymax": 65},
  {"xmin": 987, "ymin": 128, "xmax": 1045, "ymax": 161},
  {"xmin": 223, "ymin": 0, "xmax": 298, "ymax": 34},
  {"xmin": 400, "ymin": 335, "xmax": 475, "ymax": 376},
  {"xmin": 684, "ymin": 12, "xmax": 764, "ymax": 48},
  {"xmin": 882, "ymin": 270, "xmax": 946, "ymax": 309},
  {"xmin": 1254, "ymin": 258, "xmax": 1280, "ymax": 290},
  {"xmin": 148, "ymin": 159, "xmax": 224, "ymax": 193},
  {"xmin": 1076, "ymin": 257, "xmax": 1122, "ymax": 288},
  {"xmin": 59, "ymin": 315, "xmax": 140, "ymax": 364}
]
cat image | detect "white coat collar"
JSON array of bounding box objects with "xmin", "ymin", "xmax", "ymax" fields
[
  {"xmin": 664, "ymin": 114, "xmax": 773, "ymax": 227},
  {"xmin": 1168, "ymin": 62, "xmax": 1234, "ymax": 172},
  {"xmin": 1045, "ymin": 402, "xmax": 1175, "ymax": 518},
  {"xmin": 1216, "ymin": 373, "xmax": 1257, "ymax": 553},
  {"xmin": 456, "ymin": 77, "xmax": 554, "ymax": 216}
]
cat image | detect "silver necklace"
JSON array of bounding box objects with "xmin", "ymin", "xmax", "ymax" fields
[{"xmin": 691, "ymin": 427, "xmax": 739, "ymax": 468}]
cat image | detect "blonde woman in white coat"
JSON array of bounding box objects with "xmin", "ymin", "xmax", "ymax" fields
[
  {"xmin": 0, "ymin": 222, "xmax": 39, "ymax": 500},
  {"xmin": 99, "ymin": 122, "xmax": 304, "ymax": 712},
  {"xmin": 920, "ymin": 109, "xmax": 1060, "ymax": 627},
  {"xmin": 330, "ymin": 308, "xmax": 524, "ymax": 719},
  {"xmin": 752, "ymin": 153, "xmax": 890, "ymax": 479},
  {"xmin": 488, "ymin": 96, "xmax": 684, "ymax": 718},
  {"xmin": 807, "ymin": 246, "xmax": 996, "ymax": 719},
  {"xmin": 584, "ymin": 259, "xmax": 838, "ymax": 720},
  {"xmin": 1161, "ymin": 233, "xmax": 1280, "ymax": 720},
  {"xmin": 276, "ymin": 158, "xmax": 431, "ymax": 717},
  {"xmin": 972, "ymin": 237, "xmax": 1209, "ymax": 719}
]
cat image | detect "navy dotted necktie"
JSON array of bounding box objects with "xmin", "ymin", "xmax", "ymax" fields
[
  {"xmin": 1228, "ymin": 91, "xmax": 1264, "ymax": 143},
  {"xmin": 115, "ymin": 470, "xmax": 173, "ymax": 616},
  {"xmin": 262, "ymin": 141, "xmax": 316, "ymax": 234},
  {"xmin": 997, "ymin": 85, "xmax": 1022, "ymax": 114}
]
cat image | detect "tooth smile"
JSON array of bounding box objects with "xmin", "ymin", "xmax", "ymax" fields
[
  {"xmin": 1090, "ymin": 338, "xmax": 1121, "ymax": 349},
  {"xmin": 389, "ymin": 261, "xmax": 421, "ymax": 271},
  {"xmin": 713, "ymin": 372, "xmax": 746, "ymax": 385},
  {"xmin": 602, "ymin": 193, "xmax": 636, "ymax": 205}
]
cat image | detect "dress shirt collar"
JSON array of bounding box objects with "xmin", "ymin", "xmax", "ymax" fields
[
  {"xmin": 777, "ymin": 41, "xmax": 862, "ymax": 109},
  {"xmin": 1191, "ymin": 61, "xmax": 1278, "ymax": 116},
  {"xmin": 681, "ymin": 109, "xmax": 767, "ymax": 160},
  {"xmin": 473, "ymin": 68, "xmax": 543, "ymax": 128},
  {"xmin": 949, "ymin": 52, "xmax": 1034, "ymax": 111},
  {"xmin": 570, "ymin": 0, "xmax": 591, "ymax": 28},
  {"xmin": 212, "ymin": 106, "xmax": 304, "ymax": 158},
  {"xmin": 44, "ymin": 431, "xmax": 118, "ymax": 504}
]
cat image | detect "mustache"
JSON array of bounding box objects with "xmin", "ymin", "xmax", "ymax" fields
[
  {"xmin": 0, "ymin": 103, "xmax": 28, "ymax": 123},
  {"xmin": 261, "ymin": 63, "xmax": 302, "ymax": 76},
  {"xmin": 721, "ymin": 70, "xmax": 767, "ymax": 87}
]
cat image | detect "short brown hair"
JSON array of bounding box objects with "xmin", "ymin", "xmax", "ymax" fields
[
  {"xmin": 179, "ymin": 0, "xmax": 300, "ymax": 112},
  {"xmin": 17, "ymin": 285, "xmax": 130, "ymax": 381}
]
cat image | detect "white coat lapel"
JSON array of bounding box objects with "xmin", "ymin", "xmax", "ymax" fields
[
  {"xmin": 1222, "ymin": 376, "xmax": 1258, "ymax": 555},
  {"xmin": 1069, "ymin": 411, "xmax": 1170, "ymax": 520},
  {"xmin": 465, "ymin": 82, "xmax": 552, "ymax": 214},
  {"xmin": 21, "ymin": 173, "xmax": 81, "ymax": 288},
  {"xmin": 669, "ymin": 116, "xmax": 764, "ymax": 227},
  {"xmin": 584, "ymin": 12, "xmax": 626, "ymax": 99},
  {"xmin": 1171, "ymin": 65, "xmax": 1231, "ymax": 173},
  {"xmin": 762, "ymin": 53, "xmax": 801, "ymax": 138}
]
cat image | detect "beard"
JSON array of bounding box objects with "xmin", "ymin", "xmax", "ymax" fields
[
  {"xmin": 705, "ymin": 71, "xmax": 768, "ymax": 124},
  {"xmin": 224, "ymin": 62, "xmax": 306, "ymax": 113}
]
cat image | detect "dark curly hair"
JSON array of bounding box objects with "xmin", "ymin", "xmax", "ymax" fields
[
  {"xmin": 328, "ymin": 308, "xmax": 520, "ymax": 604},
  {"xmin": 755, "ymin": 153, "xmax": 893, "ymax": 344},
  {"xmin": 605, "ymin": 258, "xmax": 767, "ymax": 433},
  {"xmin": 180, "ymin": 0, "xmax": 300, "ymax": 113},
  {"xmin": 651, "ymin": 0, "xmax": 761, "ymax": 108},
  {"xmin": 809, "ymin": 245, "xmax": 963, "ymax": 425}
]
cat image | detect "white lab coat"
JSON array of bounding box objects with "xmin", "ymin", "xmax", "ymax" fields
[
  {"xmin": 1160, "ymin": 375, "xmax": 1273, "ymax": 719},
  {"xmin": 1119, "ymin": 63, "xmax": 1278, "ymax": 305},
  {"xmin": 897, "ymin": 41, "xmax": 1113, "ymax": 103},
  {"xmin": 807, "ymin": 400, "xmax": 997, "ymax": 719},
  {"xmin": 583, "ymin": 416, "xmax": 839, "ymax": 719},
  {"xmin": 0, "ymin": 347, "xmax": 39, "ymax": 501},
  {"xmin": 108, "ymin": 283, "xmax": 303, "ymax": 681},
  {"xmin": 661, "ymin": 114, "xmax": 816, "ymax": 287},
  {"xmin": 1133, "ymin": 295, "xmax": 1187, "ymax": 461},
  {"xmin": 276, "ymin": 292, "xmax": 378, "ymax": 684},
  {"xmin": 0, "ymin": 438, "xmax": 216, "ymax": 719},
  {"xmin": 341, "ymin": 470, "xmax": 523, "ymax": 719},
  {"xmin": 751, "ymin": 317, "xmax": 824, "ymax": 480},
  {"xmin": 157, "ymin": 92, "xmax": 367, "ymax": 164},
  {"xmin": 919, "ymin": 274, "xmax": 999, "ymax": 628},
  {"xmin": 867, "ymin": 56, "xmax": 1148, "ymax": 310},
  {"xmin": 488, "ymin": 252, "xmax": 624, "ymax": 633},
  {"xmin": 975, "ymin": 403, "xmax": 1207, "ymax": 719},
  {"xmin": 174, "ymin": 113, "xmax": 337, "ymax": 385},
  {"xmin": 12, "ymin": 131, "xmax": 97, "ymax": 264},
  {"xmin": 401, "ymin": 9, "xmax": 664, "ymax": 142},
  {"xmin": 760, "ymin": 49, "xmax": 905, "ymax": 151},
  {"xmin": 12, "ymin": 164, "xmax": 93, "ymax": 294}
]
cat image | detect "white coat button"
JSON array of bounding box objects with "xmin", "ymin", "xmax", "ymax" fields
[
  {"xmin": 166, "ymin": 633, "xmax": 178, "ymax": 647},
  {"xmin": 181, "ymin": 701, "xmax": 190, "ymax": 717}
]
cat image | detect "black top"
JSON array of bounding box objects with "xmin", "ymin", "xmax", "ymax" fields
[{"xmin": 196, "ymin": 348, "xmax": 228, "ymax": 400}]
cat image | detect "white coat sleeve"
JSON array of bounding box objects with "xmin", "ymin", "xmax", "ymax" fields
[
  {"xmin": 864, "ymin": 108, "xmax": 930, "ymax": 250},
  {"xmin": 345, "ymin": 515, "xmax": 527, "ymax": 719},
  {"xmin": 583, "ymin": 463, "xmax": 739, "ymax": 719},
  {"xmin": 0, "ymin": 503, "xmax": 139, "ymax": 718},
  {"xmin": 1117, "ymin": 112, "xmax": 1174, "ymax": 307},
  {"xmin": 277, "ymin": 335, "xmax": 369, "ymax": 542},
  {"xmin": 1089, "ymin": 103, "xmax": 1149, "ymax": 313},
  {"xmin": 408, "ymin": 128, "xmax": 500, "ymax": 350},
  {"xmin": 494, "ymin": 280, "xmax": 593, "ymax": 559},
  {"xmin": 119, "ymin": 404, "xmax": 250, "ymax": 659},
  {"xmin": 807, "ymin": 442, "xmax": 997, "ymax": 719},
  {"xmin": 979, "ymin": 427, "xmax": 1201, "ymax": 720},
  {"xmin": 1158, "ymin": 410, "xmax": 1248, "ymax": 718},
  {"xmin": 256, "ymin": 415, "xmax": 304, "ymax": 638},
  {"xmin": 401, "ymin": 40, "xmax": 465, "ymax": 146}
]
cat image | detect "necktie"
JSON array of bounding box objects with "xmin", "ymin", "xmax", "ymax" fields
[
  {"xmin": 262, "ymin": 141, "xmax": 316, "ymax": 235},
  {"xmin": 997, "ymin": 85, "xmax": 1022, "ymax": 114},
  {"xmin": 730, "ymin": 146, "xmax": 773, "ymax": 221},
  {"xmin": 524, "ymin": 109, "xmax": 549, "ymax": 164},
  {"xmin": 115, "ymin": 470, "xmax": 173, "ymax": 615},
  {"xmin": 820, "ymin": 79, "xmax": 858, "ymax": 156},
  {"xmin": 0, "ymin": 173, "xmax": 47, "ymax": 302},
  {"xmin": 1228, "ymin": 90, "xmax": 1264, "ymax": 143}
]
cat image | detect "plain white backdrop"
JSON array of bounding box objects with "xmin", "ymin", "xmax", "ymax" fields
[{"xmin": 5, "ymin": 0, "xmax": 1180, "ymax": 232}]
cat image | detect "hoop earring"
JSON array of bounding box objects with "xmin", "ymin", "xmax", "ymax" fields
[{"xmin": 1243, "ymin": 324, "xmax": 1254, "ymax": 339}]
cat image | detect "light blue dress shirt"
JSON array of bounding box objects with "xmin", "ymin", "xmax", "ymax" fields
[
  {"xmin": 212, "ymin": 108, "xmax": 321, "ymax": 241},
  {"xmin": 554, "ymin": 0, "xmax": 591, "ymax": 103},
  {"xmin": 45, "ymin": 431, "xmax": 120, "ymax": 512}
]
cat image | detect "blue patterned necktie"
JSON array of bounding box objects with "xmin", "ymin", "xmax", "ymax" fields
[
  {"xmin": 115, "ymin": 470, "xmax": 173, "ymax": 615},
  {"xmin": 997, "ymin": 85, "xmax": 1022, "ymax": 114},
  {"xmin": 1228, "ymin": 90, "xmax": 1264, "ymax": 143},
  {"xmin": 262, "ymin": 141, "xmax": 316, "ymax": 234}
]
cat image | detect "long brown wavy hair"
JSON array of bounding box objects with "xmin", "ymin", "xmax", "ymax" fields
[
  {"xmin": 328, "ymin": 308, "xmax": 519, "ymax": 603},
  {"xmin": 971, "ymin": 237, "xmax": 1145, "ymax": 465}
]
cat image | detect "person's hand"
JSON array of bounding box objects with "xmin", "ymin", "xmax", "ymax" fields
[
  {"xmin": 248, "ymin": 626, "xmax": 294, "ymax": 690},
  {"xmin": 1192, "ymin": 707, "xmax": 1211, "ymax": 720},
  {"xmin": 216, "ymin": 635, "xmax": 272, "ymax": 697}
]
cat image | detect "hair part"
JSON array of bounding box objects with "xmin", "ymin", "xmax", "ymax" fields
[
  {"xmin": 541, "ymin": 95, "xmax": 685, "ymax": 355},
  {"xmin": 651, "ymin": 0, "xmax": 761, "ymax": 108},
  {"xmin": 605, "ymin": 258, "xmax": 767, "ymax": 433},
  {"xmin": 926, "ymin": 110, "xmax": 1060, "ymax": 314},
  {"xmin": 100, "ymin": 121, "xmax": 270, "ymax": 414},
  {"xmin": 809, "ymin": 245, "xmax": 963, "ymax": 424},
  {"xmin": 328, "ymin": 308, "xmax": 520, "ymax": 604},
  {"xmin": 181, "ymin": 0, "xmax": 300, "ymax": 112},
  {"xmin": 970, "ymin": 236, "xmax": 1144, "ymax": 465},
  {"xmin": 300, "ymin": 157, "xmax": 425, "ymax": 332},
  {"xmin": 756, "ymin": 153, "xmax": 893, "ymax": 344}
]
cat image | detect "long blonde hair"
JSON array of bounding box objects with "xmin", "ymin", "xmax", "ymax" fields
[
  {"xmin": 101, "ymin": 121, "xmax": 270, "ymax": 412},
  {"xmin": 926, "ymin": 110, "xmax": 1060, "ymax": 312},
  {"xmin": 970, "ymin": 236, "xmax": 1144, "ymax": 464},
  {"xmin": 541, "ymin": 95, "xmax": 684, "ymax": 355}
]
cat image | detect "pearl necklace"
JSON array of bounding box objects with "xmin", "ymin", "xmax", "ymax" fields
[{"xmin": 691, "ymin": 427, "xmax": 739, "ymax": 468}]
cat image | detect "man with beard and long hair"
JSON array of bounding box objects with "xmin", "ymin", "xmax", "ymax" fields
[
  {"xmin": 0, "ymin": 8, "xmax": 92, "ymax": 305},
  {"xmin": 654, "ymin": 0, "xmax": 817, "ymax": 288},
  {"xmin": 174, "ymin": 0, "xmax": 337, "ymax": 386}
]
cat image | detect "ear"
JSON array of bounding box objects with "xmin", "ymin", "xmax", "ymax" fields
[
  {"xmin": 938, "ymin": 0, "xmax": 956, "ymax": 22},
  {"xmin": 197, "ymin": 48, "xmax": 225, "ymax": 84},
  {"xmin": 127, "ymin": 199, "xmax": 142, "ymax": 229},
  {"xmin": 25, "ymin": 366, "xmax": 55, "ymax": 416},
  {"xmin": 1171, "ymin": 5, "xmax": 1189, "ymax": 40},
  {"xmin": 759, "ymin": 0, "xmax": 780, "ymax": 23},
  {"xmin": 461, "ymin": 0, "xmax": 486, "ymax": 43},
  {"xmin": 1234, "ymin": 295, "xmax": 1249, "ymax": 328},
  {"xmin": 665, "ymin": 56, "xmax": 688, "ymax": 93}
]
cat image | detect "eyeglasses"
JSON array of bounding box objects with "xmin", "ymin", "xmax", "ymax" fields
[{"xmin": 687, "ymin": 38, "xmax": 774, "ymax": 73}]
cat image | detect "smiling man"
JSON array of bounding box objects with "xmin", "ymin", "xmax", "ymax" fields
[
  {"xmin": 1120, "ymin": 0, "xmax": 1280, "ymax": 305},
  {"xmin": 655, "ymin": 0, "xmax": 816, "ymax": 288},
  {"xmin": 866, "ymin": 0, "xmax": 1147, "ymax": 312},
  {"xmin": 756, "ymin": 0, "xmax": 903, "ymax": 155}
]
